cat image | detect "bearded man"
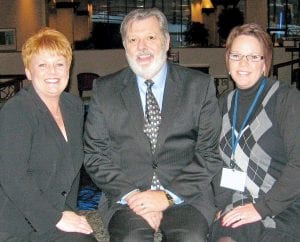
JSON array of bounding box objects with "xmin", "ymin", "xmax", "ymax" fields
[{"xmin": 84, "ymin": 8, "xmax": 222, "ymax": 242}]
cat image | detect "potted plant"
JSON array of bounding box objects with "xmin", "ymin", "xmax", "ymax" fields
[
  {"xmin": 184, "ymin": 22, "xmax": 209, "ymax": 47},
  {"xmin": 217, "ymin": 7, "xmax": 244, "ymax": 45}
]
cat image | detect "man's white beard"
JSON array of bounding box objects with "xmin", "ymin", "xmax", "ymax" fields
[{"xmin": 126, "ymin": 49, "xmax": 167, "ymax": 80}]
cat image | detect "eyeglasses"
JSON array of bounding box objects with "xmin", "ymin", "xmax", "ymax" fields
[{"xmin": 229, "ymin": 53, "xmax": 264, "ymax": 62}]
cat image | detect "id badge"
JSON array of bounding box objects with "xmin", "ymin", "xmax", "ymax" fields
[{"xmin": 220, "ymin": 167, "xmax": 246, "ymax": 192}]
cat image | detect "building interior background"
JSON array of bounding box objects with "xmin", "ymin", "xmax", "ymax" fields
[{"xmin": 0, "ymin": 0, "xmax": 299, "ymax": 99}]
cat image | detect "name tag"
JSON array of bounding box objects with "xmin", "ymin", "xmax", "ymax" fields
[{"xmin": 220, "ymin": 168, "xmax": 246, "ymax": 192}]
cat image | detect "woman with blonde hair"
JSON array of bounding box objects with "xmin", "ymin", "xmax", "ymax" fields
[{"xmin": 0, "ymin": 28, "xmax": 96, "ymax": 242}]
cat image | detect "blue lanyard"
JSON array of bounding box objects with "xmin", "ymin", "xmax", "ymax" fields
[{"xmin": 230, "ymin": 79, "xmax": 267, "ymax": 168}]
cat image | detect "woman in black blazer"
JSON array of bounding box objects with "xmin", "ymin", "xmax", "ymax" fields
[{"xmin": 0, "ymin": 28, "xmax": 96, "ymax": 242}]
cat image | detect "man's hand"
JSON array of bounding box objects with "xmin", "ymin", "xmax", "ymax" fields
[
  {"xmin": 140, "ymin": 211, "xmax": 163, "ymax": 232},
  {"xmin": 56, "ymin": 211, "xmax": 93, "ymax": 234},
  {"xmin": 127, "ymin": 190, "xmax": 169, "ymax": 215},
  {"xmin": 221, "ymin": 203, "xmax": 262, "ymax": 228}
]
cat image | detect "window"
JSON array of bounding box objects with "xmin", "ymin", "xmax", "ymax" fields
[
  {"xmin": 90, "ymin": 0, "xmax": 191, "ymax": 47},
  {"xmin": 0, "ymin": 28, "xmax": 16, "ymax": 51},
  {"xmin": 268, "ymin": 0, "xmax": 300, "ymax": 42}
]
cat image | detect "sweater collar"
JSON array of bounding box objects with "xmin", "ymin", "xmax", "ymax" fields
[{"xmin": 237, "ymin": 76, "xmax": 266, "ymax": 99}]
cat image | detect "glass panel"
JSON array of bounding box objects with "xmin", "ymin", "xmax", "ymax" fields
[
  {"xmin": 0, "ymin": 29, "xmax": 16, "ymax": 51},
  {"xmin": 90, "ymin": 0, "xmax": 191, "ymax": 47},
  {"xmin": 268, "ymin": 0, "xmax": 300, "ymax": 42}
]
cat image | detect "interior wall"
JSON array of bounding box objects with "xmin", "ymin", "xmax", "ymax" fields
[
  {"xmin": 245, "ymin": 0, "xmax": 268, "ymax": 29},
  {"xmin": 74, "ymin": 15, "xmax": 91, "ymax": 42},
  {"xmin": 0, "ymin": 0, "xmax": 46, "ymax": 51},
  {"xmin": 57, "ymin": 8, "xmax": 74, "ymax": 45}
]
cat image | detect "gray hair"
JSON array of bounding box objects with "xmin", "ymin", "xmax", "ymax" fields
[{"xmin": 120, "ymin": 8, "xmax": 169, "ymax": 45}]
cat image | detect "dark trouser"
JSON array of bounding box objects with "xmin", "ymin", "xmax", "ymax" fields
[
  {"xmin": 0, "ymin": 230, "xmax": 98, "ymax": 242},
  {"xmin": 108, "ymin": 204, "xmax": 209, "ymax": 242},
  {"xmin": 209, "ymin": 219, "xmax": 299, "ymax": 242}
]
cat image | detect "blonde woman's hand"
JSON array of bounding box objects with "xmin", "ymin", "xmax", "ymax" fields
[{"xmin": 56, "ymin": 211, "xmax": 93, "ymax": 234}]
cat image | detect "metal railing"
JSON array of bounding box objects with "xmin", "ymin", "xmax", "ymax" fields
[
  {"xmin": 272, "ymin": 58, "xmax": 300, "ymax": 83},
  {"xmin": 0, "ymin": 74, "xmax": 26, "ymax": 104}
]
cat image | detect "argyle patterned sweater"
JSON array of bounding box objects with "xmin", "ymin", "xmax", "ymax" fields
[{"xmin": 214, "ymin": 77, "xmax": 300, "ymax": 232}]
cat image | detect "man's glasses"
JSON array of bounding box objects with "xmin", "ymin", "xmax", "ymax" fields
[{"xmin": 229, "ymin": 53, "xmax": 264, "ymax": 62}]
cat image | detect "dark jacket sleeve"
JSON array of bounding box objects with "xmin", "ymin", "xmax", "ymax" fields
[
  {"xmin": 168, "ymin": 74, "xmax": 223, "ymax": 198},
  {"xmin": 210, "ymin": 90, "xmax": 235, "ymax": 210},
  {"xmin": 84, "ymin": 78, "xmax": 138, "ymax": 202},
  {"xmin": 254, "ymin": 86, "xmax": 300, "ymax": 218}
]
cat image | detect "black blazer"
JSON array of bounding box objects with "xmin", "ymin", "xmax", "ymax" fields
[
  {"xmin": 84, "ymin": 63, "xmax": 222, "ymax": 226},
  {"xmin": 0, "ymin": 85, "xmax": 84, "ymax": 237}
]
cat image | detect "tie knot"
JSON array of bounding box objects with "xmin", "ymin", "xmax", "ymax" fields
[{"xmin": 145, "ymin": 80, "xmax": 154, "ymax": 88}]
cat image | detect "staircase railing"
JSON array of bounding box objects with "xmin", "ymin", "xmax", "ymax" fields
[
  {"xmin": 272, "ymin": 58, "xmax": 300, "ymax": 84},
  {"xmin": 0, "ymin": 74, "xmax": 26, "ymax": 105}
]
